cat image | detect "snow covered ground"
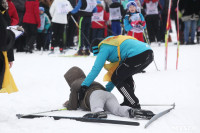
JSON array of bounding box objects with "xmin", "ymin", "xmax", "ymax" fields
[{"xmin": 1, "ymin": 37, "xmax": 200, "ymax": 132}]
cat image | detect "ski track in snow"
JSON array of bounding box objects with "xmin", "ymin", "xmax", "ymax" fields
[{"xmin": 1, "ymin": 42, "xmax": 200, "ymax": 132}]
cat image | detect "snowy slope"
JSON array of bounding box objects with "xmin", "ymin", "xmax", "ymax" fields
[{"xmin": 1, "ymin": 42, "xmax": 200, "ymax": 132}]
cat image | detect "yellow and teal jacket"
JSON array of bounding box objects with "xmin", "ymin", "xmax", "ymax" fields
[{"xmin": 81, "ymin": 35, "xmax": 152, "ymax": 91}]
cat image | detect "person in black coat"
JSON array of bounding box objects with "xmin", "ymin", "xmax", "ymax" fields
[
  {"xmin": 109, "ymin": 0, "xmax": 125, "ymax": 35},
  {"xmin": 65, "ymin": 0, "xmax": 78, "ymax": 48},
  {"xmin": 179, "ymin": 0, "xmax": 200, "ymax": 44},
  {"xmin": 0, "ymin": 0, "xmax": 15, "ymax": 89}
]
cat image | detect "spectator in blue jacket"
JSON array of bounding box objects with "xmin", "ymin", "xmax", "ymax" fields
[{"xmin": 36, "ymin": 7, "xmax": 50, "ymax": 51}]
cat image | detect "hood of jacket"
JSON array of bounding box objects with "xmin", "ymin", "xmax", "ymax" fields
[{"xmin": 64, "ymin": 66, "xmax": 86, "ymax": 88}]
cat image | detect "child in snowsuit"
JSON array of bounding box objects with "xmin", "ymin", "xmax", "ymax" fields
[
  {"xmin": 124, "ymin": 1, "xmax": 146, "ymax": 42},
  {"xmin": 63, "ymin": 66, "xmax": 154, "ymax": 119},
  {"xmin": 79, "ymin": 35, "xmax": 154, "ymax": 109},
  {"xmin": 50, "ymin": 0, "xmax": 73, "ymax": 53},
  {"xmin": 36, "ymin": 7, "xmax": 50, "ymax": 51},
  {"xmin": 91, "ymin": 1, "xmax": 109, "ymax": 39}
]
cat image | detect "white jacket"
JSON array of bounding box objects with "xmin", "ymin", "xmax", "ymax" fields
[{"xmin": 50, "ymin": 0, "xmax": 73, "ymax": 24}]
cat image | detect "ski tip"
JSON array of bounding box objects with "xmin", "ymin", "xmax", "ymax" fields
[
  {"xmin": 59, "ymin": 108, "xmax": 68, "ymax": 111},
  {"xmin": 16, "ymin": 114, "xmax": 23, "ymax": 119}
]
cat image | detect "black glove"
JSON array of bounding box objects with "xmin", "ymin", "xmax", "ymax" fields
[
  {"xmin": 67, "ymin": 12, "xmax": 72, "ymax": 20},
  {"xmin": 68, "ymin": 11, "xmax": 72, "ymax": 16},
  {"xmin": 78, "ymin": 86, "xmax": 88, "ymax": 102}
]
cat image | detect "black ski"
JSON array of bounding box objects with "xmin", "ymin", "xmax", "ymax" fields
[
  {"xmin": 144, "ymin": 103, "xmax": 175, "ymax": 128},
  {"xmin": 16, "ymin": 114, "xmax": 140, "ymax": 126}
]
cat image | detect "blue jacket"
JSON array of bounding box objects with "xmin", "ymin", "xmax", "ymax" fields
[
  {"xmin": 81, "ymin": 36, "xmax": 152, "ymax": 91},
  {"xmin": 124, "ymin": 12, "xmax": 146, "ymax": 32},
  {"xmin": 37, "ymin": 13, "xmax": 50, "ymax": 33},
  {"xmin": 71, "ymin": 0, "xmax": 97, "ymax": 16}
]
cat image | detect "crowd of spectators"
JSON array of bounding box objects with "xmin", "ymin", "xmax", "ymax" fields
[{"xmin": 4, "ymin": 0, "xmax": 200, "ymax": 54}]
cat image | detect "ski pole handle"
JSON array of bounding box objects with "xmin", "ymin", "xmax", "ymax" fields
[{"xmin": 93, "ymin": 20, "xmax": 117, "ymax": 36}]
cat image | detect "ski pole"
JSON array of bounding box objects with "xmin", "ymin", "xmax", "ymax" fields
[
  {"xmin": 143, "ymin": 28, "xmax": 160, "ymax": 71},
  {"xmin": 164, "ymin": 0, "xmax": 172, "ymax": 70},
  {"xmin": 153, "ymin": 59, "xmax": 160, "ymax": 71},
  {"xmin": 93, "ymin": 21, "xmax": 117, "ymax": 36},
  {"xmin": 70, "ymin": 15, "xmax": 91, "ymax": 46},
  {"xmin": 17, "ymin": 108, "xmax": 67, "ymax": 119},
  {"xmin": 141, "ymin": 103, "xmax": 175, "ymax": 107},
  {"xmin": 176, "ymin": 0, "xmax": 180, "ymax": 70},
  {"xmin": 143, "ymin": 28, "xmax": 151, "ymax": 45}
]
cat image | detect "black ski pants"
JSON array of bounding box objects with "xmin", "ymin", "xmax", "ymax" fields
[
  {"xmin": 79, "ymin": 16, "xmax": 91, "ymax": 49},
  {"xmin": 111, "ymin": 50, "xmax": 154, "ymax": 107},
  {"xmin": 51, "ymin": 22, "xmax": 65, "ymax": 49},
  {"xmin": 146, "ymin": 15, "xmax": 161, "ymax": 43},
  {"xmin": 66, "ymin": 15, "xmax": 77, "ymax": 47},
  {"xmin": 23, "ymin": 23, "xmax": 37, "ymax": 50},
  {"xmin": 36, "ymin": 33, "xmax": 46, "ymax": 50},
  {"xmin": 0, "ymin": 53, "xmax": 5, "ymax": 89}
]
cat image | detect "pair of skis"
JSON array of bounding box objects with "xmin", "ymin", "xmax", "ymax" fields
[
  {"xmin": 16, "ymin": 103, "xmax": 175, "ymax": 128},
  {"xmin": 16, "ymin": 114, "xmax": 139, "ymax": 126}
]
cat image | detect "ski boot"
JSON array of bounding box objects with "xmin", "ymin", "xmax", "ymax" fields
[
  {"xmin": 121, "ymin": 102, "xmax": 141, "ymax": 109},
  {"xmin": 83, "ymin": 111, "xmax": 107, "ymax": 119},
  {"xmin": 24, "ymin": 45, "xmax": 33, "ymax": 53},
  {"xmin": 84, "ymin": 49, "xmax": 90, "ymax": 56},
  {"xmin": 60, "ymin": 48, "xmax": 65, "ymax": 54},
  {"xmin": 132, "ymin": 103, "xmax": 141, "ymax": 109},
  {"xmin": 48, "ymin": 47, "xmax": 54, "ymax": 54},
  {"xmin": 74, "ymin": 49, "xmax": 84, "ymax": 56},
  {"xmin": 129, "ymin": 108, "xmax": 155, "ymax": 120}
]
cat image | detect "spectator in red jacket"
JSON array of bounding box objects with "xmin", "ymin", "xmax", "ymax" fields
[
  {"xmin": 23, "ymin": 0, "xmax": 41, "ymax": 53},
  {"xmin": 91, "ymin": 1, "xmax": 109, "ymax": 39},
  {"xmin": 7, "ymin": 0, "xmax": 19, "ymax": 26}
]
